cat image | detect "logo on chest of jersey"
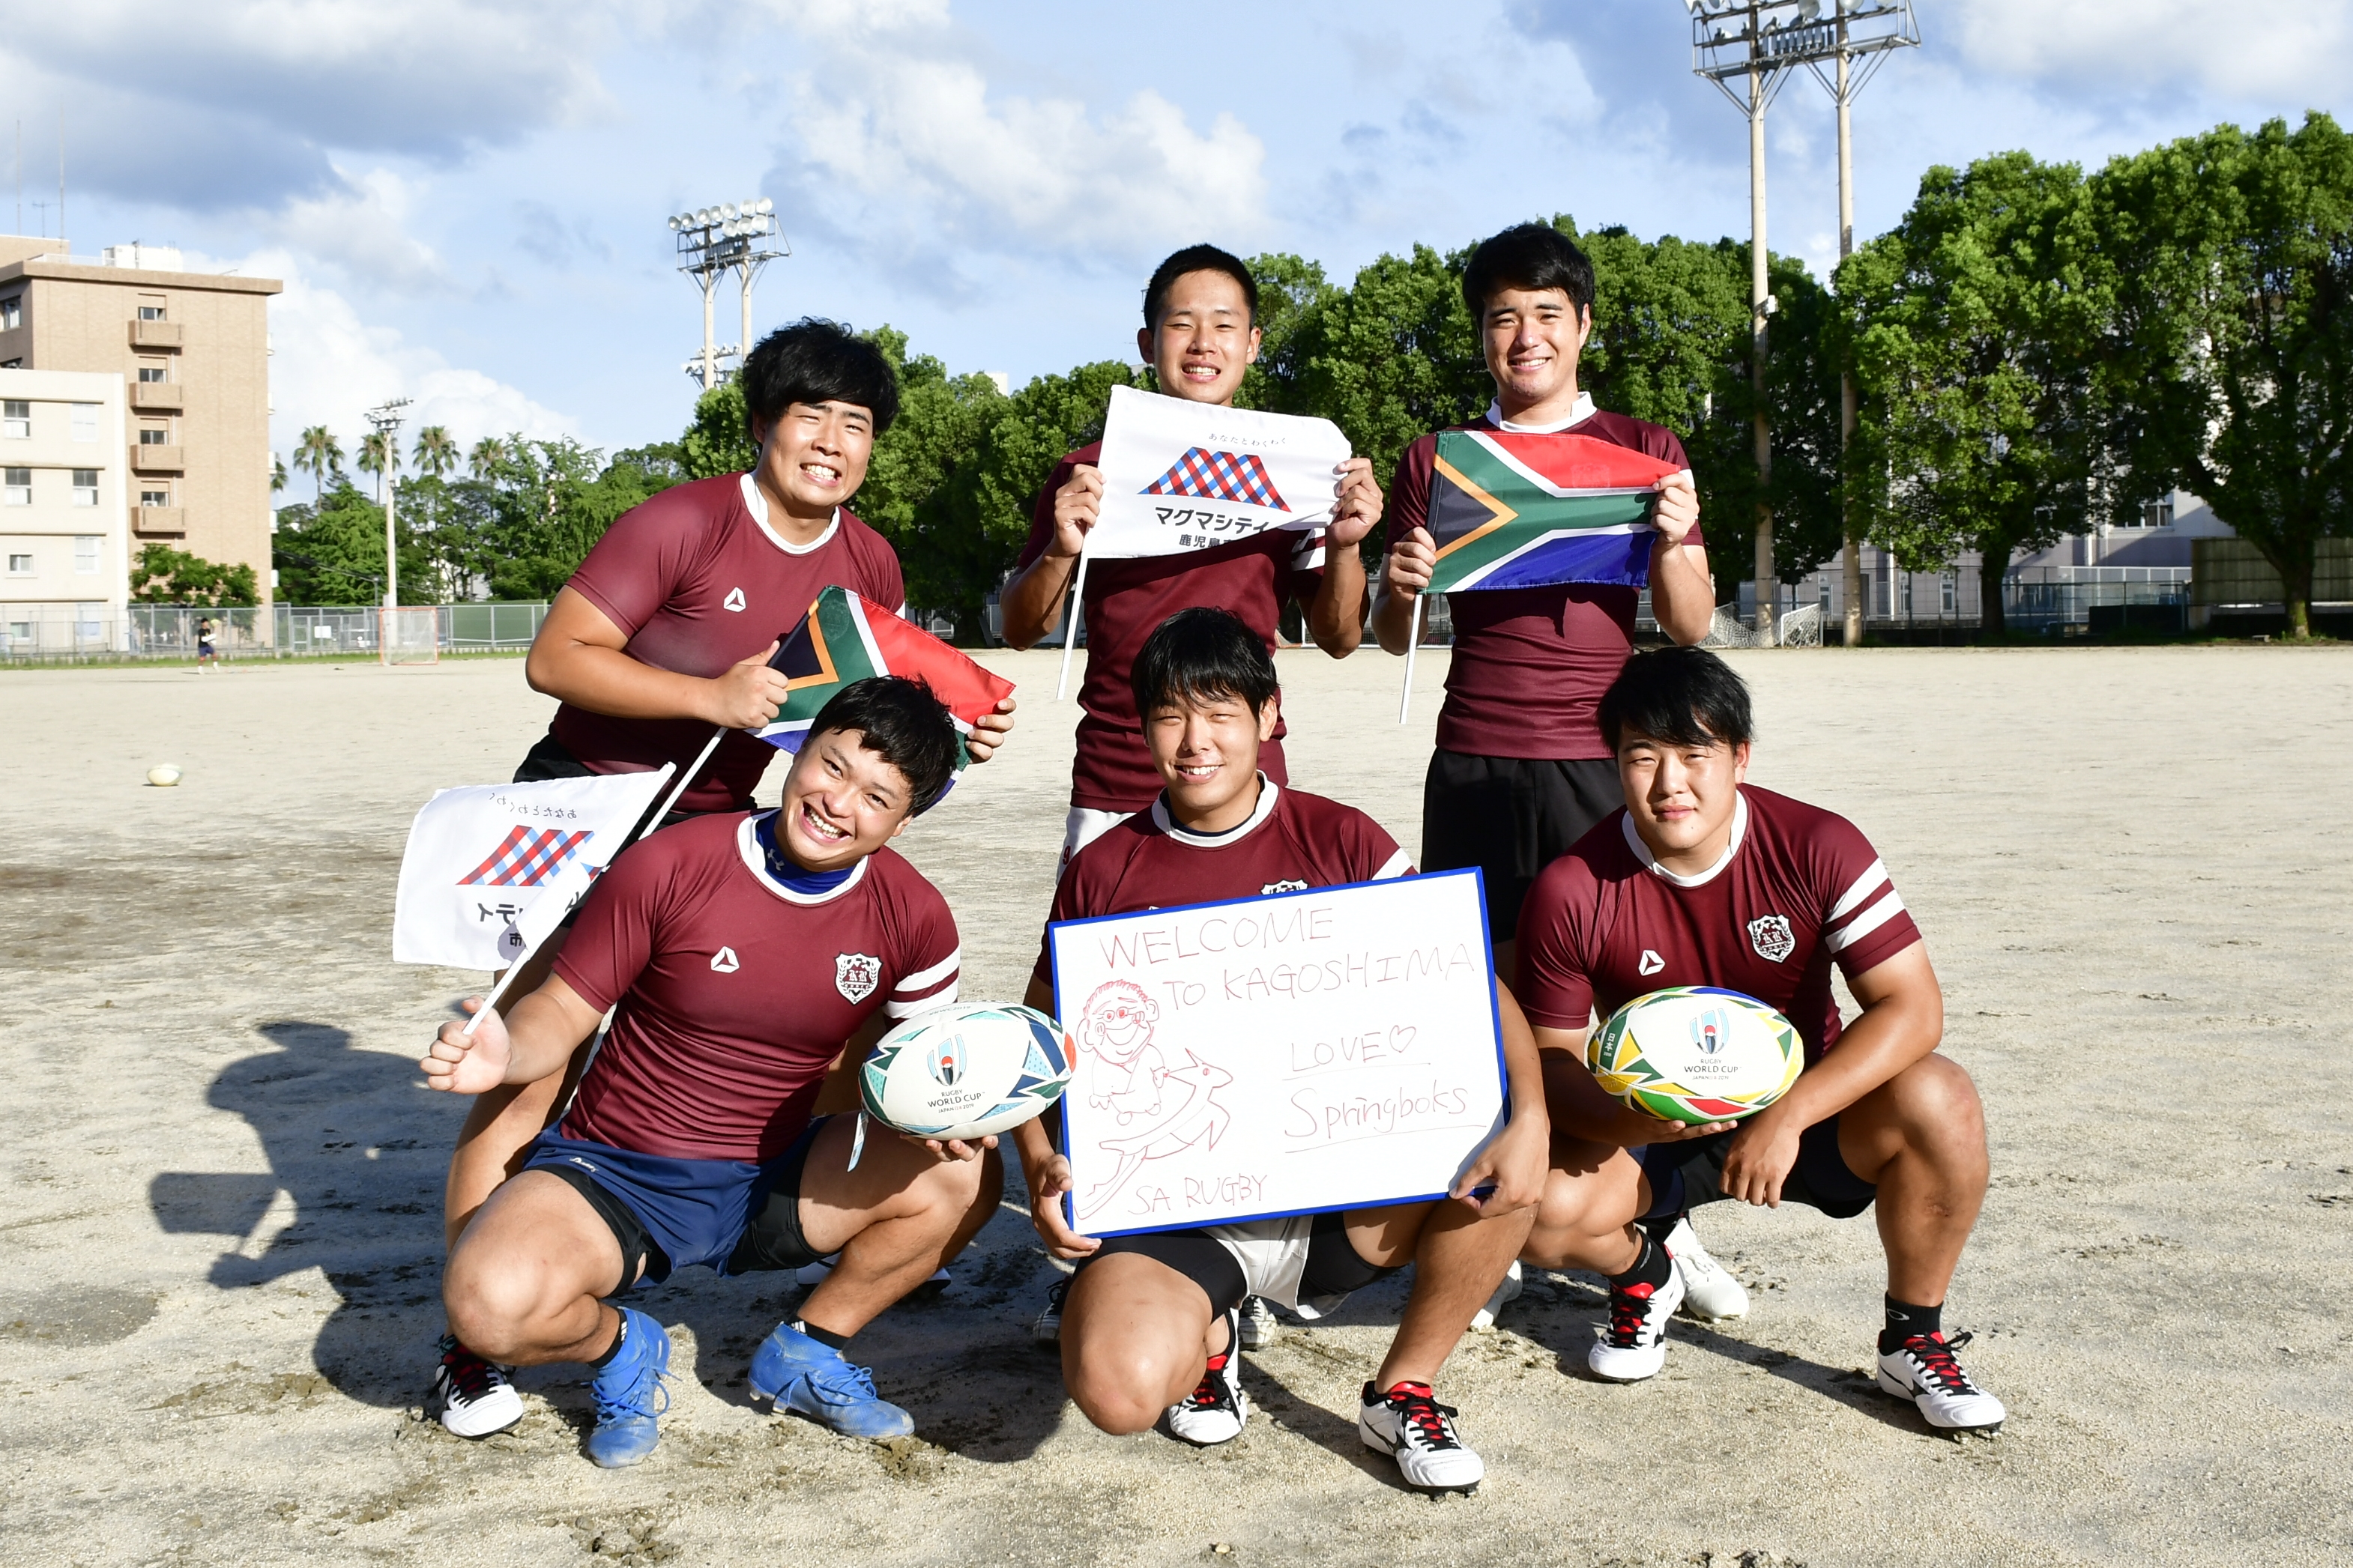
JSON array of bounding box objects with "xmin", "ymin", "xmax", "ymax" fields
[
  {"xmin": 710, "ymin": 945, "xmax": 741, "ymax": 973},
  {"xmin": 1747, "ymin": 915, "xmax": 1795, "ymax": 963},
  {"xmin": 836, "ymin": 952, "xmax": 882, "ymax": 1003},
  {"xmin": 1637, "ymin": 948, "xmax": 1664, "ymax": 976},
  {"xmin": 722, "ymin": 586, "xmax": 746, "ymax": 613},
  {"xmin": 1261, "ymin": 879, "xmax": 1308, "ymax": 895}
]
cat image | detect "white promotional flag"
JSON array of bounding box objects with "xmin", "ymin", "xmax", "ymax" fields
[
  {"xmin": 391, "ymin": 768, "xmax": 674, "ymax": 970},
  {"xmin": 1088, "ymin": 384, "xmax": 1353, "ymax": 560}
]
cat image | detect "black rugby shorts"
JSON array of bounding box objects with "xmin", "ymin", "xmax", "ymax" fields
[{"xmin": 1420, "ymin": 751, "xmax": 1625, "ymax": 942}]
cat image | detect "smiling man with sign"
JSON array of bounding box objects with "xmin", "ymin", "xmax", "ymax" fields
[{"xmin": 1008, "ymin": 609, "xmax": 1547, "ymax": 1493}]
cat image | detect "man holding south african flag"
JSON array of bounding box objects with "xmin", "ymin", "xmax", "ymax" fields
[{"xmin": 1368, "ymin": 222, "xmax": 1742, "ymax": 1323}]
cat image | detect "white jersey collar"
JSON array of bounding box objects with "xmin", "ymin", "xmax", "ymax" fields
[
  {"xmin": 1487, "ymin": 392, "xmax": 1597, "ymax": 435},
  {"xmin": 1622, "ymin": 791, "xmax": 1749, "ymax": 889},
  {"xmin": 1150, "ymin": 775, "xmax": 1280, "ymax": 849},
  {"xmin": 739, "ymin": 472, "xmax": 841, "ymax": 556},
  {"xmin": 737, "ymin": 810, "xmax": 871, "ymax": 905}
]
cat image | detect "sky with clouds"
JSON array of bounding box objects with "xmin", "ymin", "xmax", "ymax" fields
[{"xmin": 2, "ymin": 0, "xmax": 2346, "ymax": 470}]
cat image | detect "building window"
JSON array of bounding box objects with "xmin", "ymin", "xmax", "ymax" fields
[
  {"xmin": 1900, "ymin": 575, "xmax": 1914, "ymax": 616},
  {"xmin": 1, "ymin": 400, "xmax": 25, "ymax": 439},
  {"xmin": 6, "ymin": 618, "xmax": 28, "ymax": 641},
  {"xmin": 7, "ymin": 553, "xmax": 31, "ymax": 575},
  {"xmin": 3, "ymin": 467, "xmax": 28, "ymax": 505},
  {"xmin": 71, "ymin": 469, "xmax": 97, "ymax": 506},
  {"xmin": 2134, "ymin": 497, "xmax": 2175, "ymax": 529},
  {"xmin": 139, "ymin": 305, "xmax": 166, "ymax": 321},
  {"xmin": 140, "ymin": 488, "xmax": 171, "ymax": 507},
  {"xmin": 70, "ymin": 403, "xmax": 100, "ymax": 442},
  {"xmin": 139, "ymin": 427, "xmax": 169, "ymax": 445},
  {"xmin": 1, "ymin": 296, "xmax": 19, "ymax": 330},
  {"xmin": 76, "ymin": 602, "xmax": 102, "ymax": 641},
  {"xmin": 1941, "ymin": 575, "xmax": 1957, "ymax": 614},
  {"xmin": 74, "ymin": 536, "xmax": 100, "ymax": 575},
  {"xmin": 1817, "ymin": 576, "xmax": 1831, "ymax": 611},
  {"xmin": 137, "ymin": 363, "xmax": 169, "ymax": 384}
]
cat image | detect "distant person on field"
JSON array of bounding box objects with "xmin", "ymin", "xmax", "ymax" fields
[
  {"xmin": 1515, "ymin": 647, "xmax": 2006, "ymax": 1435},
  {"xmin": 196, "ymin": 615, "xmax": 217, "ymax": 671},
  {"xmin": 422, "ymin": 677, "xmax": 997, "ymax": 1467},
  {"xmin": 1367, "ymin": 222, "xmax": 1742, "ymax": 1320},
  {"xmin": 996, "ymin": 243, "xmax": 1383, "ymax": 871},
  {"xmin": 429, "ymin": 320, "xmax": 1015, "ymax": 1440}
]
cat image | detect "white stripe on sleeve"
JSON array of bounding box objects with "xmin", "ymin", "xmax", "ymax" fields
[
  {"xmin": 1828, "ymin": 859, "xmax": 1891, "ymax": 921},
  {"xmin": 1826, "ymin": 890, "xmax": 1906, "ymax": 952},
  {"xmin": 1372, "ymin": 847, "xmax": 1414, "ymax": 881},
  {"xmin": 883, "ymin": 978, "xmax": 959, "ymax": 1019},
  {"xmin": 892, "ymin": 948, "xmax": 962, "ymax": 993}
]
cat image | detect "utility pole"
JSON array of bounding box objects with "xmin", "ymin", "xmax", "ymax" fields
[
  {"xmin": 666, "ymin": 199, "xmax": 786, "ymax": 390},
  {"xmin": 365, "ymin": 399, "xmax": 411, "ymax": 608},
  {"xmin": 1745, "ymin": 59, "xmax": 1775, "ymax": 646}
]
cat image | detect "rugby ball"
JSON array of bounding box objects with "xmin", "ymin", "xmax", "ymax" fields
[
  {"xmin": 147, "ymin": 764, "xmax": 182, "ymax": 787},
  {"xmin": 1586, "ymin": 986, "xmax": 1803, "ymax": 1125},
  {"xmin": 860, "ymin": 1003, "xmax": 1075, "ymax": 1142}
]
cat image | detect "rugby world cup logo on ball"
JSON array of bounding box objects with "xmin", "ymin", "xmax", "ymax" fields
[
  {"xmin": 1586, "ymin": 986, "xmax": 1803, "ymax": 1125},
  {"xmin": 862, "ymin": 1003, "xmax": 1075, "ymax": 1141}
]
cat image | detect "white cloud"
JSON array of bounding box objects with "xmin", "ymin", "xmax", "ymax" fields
[
  {"xmin": 267, "ymin": 170, "xmax": 451, "ymax": 294},
  {"xmin": 1946, "ymin": 0, "xmax": 2353, "ymax": 103},
  {"xmin": 765, "ymin": 1, "xmax": 1267, "ymax": 277}
]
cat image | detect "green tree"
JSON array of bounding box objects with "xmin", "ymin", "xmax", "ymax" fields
[
  {"xmin": 129, "ymin": 544, "xmax": 260, "ymax": 606},
  {"xmin": 271, "ymin": 453, "xmax": 287, "ymax": 494},
  {"xmin": 357, "ymin": 429, "xmax": 400, "ymax": 500},
  {"xmin": 1239, "ymin": 252, "xmax": 1344, "ymax": 414},
  {"xmin": 292, "ymin": 425, "xmax": 342, "ymax": 500},
  {"xmin": 679, "ymin": 381, "xmax": 756, "ymax": 479},
  {"xmin": 2095, "ymin": 114, "xmax": 2353, "ymax": 638},
  {"xmin": 467, "ymin": 436, "xmax": 509, "ymax": 479},
  {"xmin": 1843, "ymin": 152, "xmax": 2112, "ymax": 637},
  {"xmin": 273, "ymin": 482, "xmax": 409, "ymax": 604},
  {"xmin": 855, "ymin": 326, "xmax": 1012, "ymax": 631},
  {"xmin": 413, "ymin": 424, "xmax": 459, "ymax": 479}
]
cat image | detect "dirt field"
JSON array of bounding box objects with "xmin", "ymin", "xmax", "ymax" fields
[{"xmin": 1, "ymin": 644, "xmax": 2348, "ymax": 1567}]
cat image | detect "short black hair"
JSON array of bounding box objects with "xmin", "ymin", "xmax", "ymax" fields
[
  {"xmin": 1598, "ymin": 647, "xmax": 1755, "ymax": 754},
  {"xmin": 739, "ymin": 318, "xmax": 901, "ymax": 443},
  {"xmin": 806, "ymin": 675, "xmax": 960, "ymax": 815},
  {"xmin": 1131, "ymin": 607, "xmax": 1279, "ymax": 721},
  {"xmin": 1461, "ymin": 223, "xmax": 1595, "ymax": 321},
  {"xmin": 1143, "ymin": 244, "xmax": 1258, "ymax": 331}
]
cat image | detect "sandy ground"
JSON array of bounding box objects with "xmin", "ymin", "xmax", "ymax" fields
[{"xmin": 1, "ymin": 643, "xmax": 2349, "ymax": 1567}]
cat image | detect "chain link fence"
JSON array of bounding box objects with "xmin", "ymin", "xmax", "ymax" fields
[{"xmin": 0, "ymin": 603, "xmax": 555, "ymax": 664}]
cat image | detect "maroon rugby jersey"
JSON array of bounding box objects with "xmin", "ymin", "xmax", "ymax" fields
[
  {"xmin": 1016, "ymin": 441, "xmax": 1326, "ymax": 812},
  {"xmin": 553, "ymin": 473, "xmax": 907, "ymax": 814},
  {"xmin": 1034, "ymin": 780, "xmax": 1413, "ymax": 986},
  {"xmin": 1516, "ymin": 786, "xmax": 1921, "ymax": 1065},
  {"xmin": 552, "ymin": 809, "xmax": 958, "ymax": 1161},
  {"xmin": 1386, "ymin": 402, "xmax": 1701, "ymax": 761}
]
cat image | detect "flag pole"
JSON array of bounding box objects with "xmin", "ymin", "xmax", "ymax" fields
[
  {"xmin": 1397, "ymin": 593, "xmax": 1423, "ymax": 725},
  {"xmin": 1054, "ymin": 545, "xmax": 1091, "ymax": 702},
  {"xmin": 460, "ymin": 730, "xmax": 722, "ymax": 1038}
]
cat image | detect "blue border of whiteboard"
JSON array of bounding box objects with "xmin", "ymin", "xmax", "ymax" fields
[{"xmin": 1046, "ymin": 865, "xmax": 1508, "ymax": 1240}]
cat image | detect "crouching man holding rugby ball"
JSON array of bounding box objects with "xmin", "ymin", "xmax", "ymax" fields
[
  {"xmin": 1009, "ymin": 608, "xmax": 1550, "ymax": 1492},
  {"xmin": 1514, "ymin": 647, "xmax": 2005, "ymax": 1433},
  {"xmin": 420, "ymin": 677, "xmax": 998, "ymax": 1467}
]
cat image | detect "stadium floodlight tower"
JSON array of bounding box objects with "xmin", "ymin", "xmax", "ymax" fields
[
  {"xmin": 1685, "ymin": 0, "xmax": 1915, "ymax": 647},
  {"xmin": 667, "ymin": 198, "xmax": 789, "ymax": 390},
  {"xmin": 363, "ymin": 396, "xmax": 411, "ymax": 608}
]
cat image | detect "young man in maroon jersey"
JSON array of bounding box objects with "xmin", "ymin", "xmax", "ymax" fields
[
  {"xmin": 431, "ymin": 321, "xmax": 1015, "ymax": 1434},
  {"xmin": 1514, "ymin": 647, "xmax": 2005, "ymax": 1433},
  {"xmin": 1368, "ymin": 221, "xmax": 1745, "ymax": 1325},
  {"xmin": 1008, "ymin": 609, "xmax": 1548, "ymax": 1492},
  {"xmin": 420, "ymin": 678, "xmax": 1000, "ymax": 1467},
  {"xmin": 996, "ymin": 244, "xmax": 1383, "ymax": 870}
]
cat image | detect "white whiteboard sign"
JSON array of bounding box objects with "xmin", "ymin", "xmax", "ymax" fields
[
  {"xmin": 1048, "ymin": 870, "xmax": 1507, "ymax": 1237},
  {"xmin": 1088, "ymin": 384, "xmax": 1353, "ymax": 560}
]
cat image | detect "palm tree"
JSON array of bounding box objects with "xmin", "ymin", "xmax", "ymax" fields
[
  {"xmin": 271, "ymin": 454, "xmax": 287, "ymax": 493},
  {"xmin": 292, "ymin": 426, "xmax": 342, "ymax": 500},
  {"xmin": 412, "ymin": 425, "xmax": 459, "ymax": 479},
  {"xmin": 357, "ymin": 430, "xmax": 402, "ymax": 501},
  {"xmin": 468, "ymin": 435, "xmax": 509, "ymax": 479}
]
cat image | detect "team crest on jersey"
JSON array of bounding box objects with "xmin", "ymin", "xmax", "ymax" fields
[
  {"xmin": 835, "ymin": 952, "xmax": 882, "ymax": 1002},
  {"xmin": 722, "ymin": 587, "xmax": 746, "ymax": 613},
  {"xmin": 1261, "ymin": 879, "xmax": 1308, "ymax": 895},
  {"xmin": 1747, "ymin": 915, "xmax": 1795, "ymax": 963}
]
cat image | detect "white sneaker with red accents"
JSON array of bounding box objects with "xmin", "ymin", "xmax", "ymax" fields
[
  {"xmin": 1877, "ymin": 1330, "xmax": 2006, "ymax": 1432},
  {"xmin": 1588, "ymin": 1262, "xmax": 1686, "ymax": 1382},
  {"xmin": 1664, "ymin": 1215, "xmax": 1750, "ymax": 1320},
  {"xmin": 1162, "ymin": 1307, "xmax": 1248, "ymax": 1447},
  {"xmin": 433, "ymin": 1334, "xmax": 524, "ymax": 1438},
  {"xmin": 1359, "ymin": 1381, "xmax": 1484, "ymax": 1492}
]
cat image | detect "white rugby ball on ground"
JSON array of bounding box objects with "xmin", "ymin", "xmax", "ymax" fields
[
  {"xmin": 147, "ymin": 765, "xmax": 182, "ymax": 787},
  {"xmin": 860, "ymin": 1003, "xmax": 1075, "ymax": 1142}
]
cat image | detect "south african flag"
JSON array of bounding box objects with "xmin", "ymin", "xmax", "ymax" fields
[
  {"xmin": 1425, "ymin": 430, "xmax": 1685, "ymax": 593},
  {"xmin": 752, "ymin": 587, "xmax": 1015, "ymax": 769}
]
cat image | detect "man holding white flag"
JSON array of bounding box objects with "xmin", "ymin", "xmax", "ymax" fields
[{"xmin": 998, "ymin": 246, "xmax": 1383, "ymax": 869}]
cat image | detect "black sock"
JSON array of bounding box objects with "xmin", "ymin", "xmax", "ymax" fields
[
  {"xmin": 794, "ymin": 1319, "xmax": 852, "ymax": 1352},
  {"xmin": 588, "ymin": 1309, "xmax": 628, "ymax": 1369},
  {"xmin": 1607, "ymin": 1233, "xmax": 1673, "ymax": 1291},
  {"xmin": 1636, "ymin": 1210, "xmax": 1685, "ymax": 1245},
  {"xmin": 1880, "ymin": 1296, "xmax": 1943, "ymax": 1353}
]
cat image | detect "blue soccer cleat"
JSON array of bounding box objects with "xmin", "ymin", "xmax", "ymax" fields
[
  {"xmin": 748, "ymin": 1322, "xmax": 913, "ymax": 1440},
  {"xmin": 585, "ymin": 1308, "xmax": 671, "ymax": 1468}
]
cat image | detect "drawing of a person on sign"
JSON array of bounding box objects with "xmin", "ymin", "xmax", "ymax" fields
[{"xmin": 1074, "ymin": 979, "xmax": 1233, "ymax": 1225}]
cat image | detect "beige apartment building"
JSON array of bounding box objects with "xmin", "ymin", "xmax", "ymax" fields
[
  {"xmin": 0, "ymin": 368, "xmax": 129, "ymax": 652},
  {"xmin": 0, "ymin": 237, "xmax": 280, "ymax": 608}
]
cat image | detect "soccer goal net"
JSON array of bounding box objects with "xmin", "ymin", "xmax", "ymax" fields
[
  {"xmin": 1701, "ymin": 604, "xmax": 1822, "ymax": 650},
  {"xmin": 380, "ymin": 608, "xmax": 441, "ymax": 667}
]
